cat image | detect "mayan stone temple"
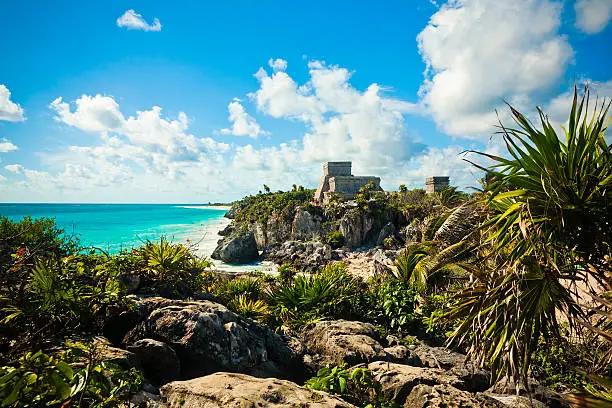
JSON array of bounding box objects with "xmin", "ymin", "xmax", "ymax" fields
[
  {"xmin": 314, "ymin": 161, "xmax": 382, "ymax": 204},
  {"xmin": 425, "ymin": 176, "xmax": 450, "ymax": 194}
]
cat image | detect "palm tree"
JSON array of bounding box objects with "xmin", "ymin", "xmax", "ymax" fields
[
  {"xmin": 394, "ymin": 204, "xmax": 479, "ymax": 292},
  {"xmin": 446, "ymin": 86, "xmax": 612, "ymax": 390}
]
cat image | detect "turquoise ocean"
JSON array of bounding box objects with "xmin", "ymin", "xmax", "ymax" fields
[{"xmin": 0, "ymin": 203, "xmax": 230, "ymax": 257}]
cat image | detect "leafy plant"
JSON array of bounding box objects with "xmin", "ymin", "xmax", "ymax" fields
[
  {"xmin": 268, "ymin": 262, "xmax": 361, "ymax": 329},
  {"xmin": 0, "ymin": 342, "xmax": 142, "ymax": 407},
  {"xmin": 305, "ymin": 363, "xmax": 398, "ymax": 408},
  {"xmin": 228, "ymin": 295, "xmax": 269, "ymax": 320},
  {"xmin": 325, "ymin": 230, "xmax": 345, "ymax": 249},
  {"xmin": 367, "ymin": 279, "xmax": 419, "ymax": 335},
  {"xmin": 447, "ymin": 86, "xmax": 612, "ymax": 388},
  {"xmin": 138, "ymin": 237, "xmax": 212, "ymax": 295}
]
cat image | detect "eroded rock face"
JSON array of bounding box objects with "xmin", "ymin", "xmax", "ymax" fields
[
  {"xmin": 160, "ymin": 372, "xmax": 356, "ymax": 408},
  {"xmin": 368, "ymin": 361, "xmax": 463, "ymax": 405},
  {"xmin": 292, "ymin": 207, "xmax": 323, "ymax": 241},
  {"xmin": 339, "ymin": 210, "xmax": 374, "ymax": 248},
  {"xmin": 404, "ymin": 384, "xmax": 504, "ymax": 408},
  {"xmin": 487, "ymin": 376, "xmax": 564, "ymax": 407},
  {"xmin": 211, "ymin": 232, "xmax": 259, "ymax": 264},
  {"xmin": 123, "ymin": 297, "xmax": 306, "ymax": 382},
  {"xmin": 264, "ymin": 241, "xmax": 333, "ymax": 272},
  {"xmin": 411, "ymin": 345, "xmax": 491, "ymax": 392},
  {"xmin": 127, "ymin": 338, "xmax": 181, "ymax": 385},
  {"xmin": 376, "ymin": 222, "xmax": 395, "ymax": 246},
  {"xmin": 301, "ymin": 320, "xmax": 387, "ymax": 370}
]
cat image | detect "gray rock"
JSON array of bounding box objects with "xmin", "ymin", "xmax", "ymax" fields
[
  {"xmin": 368, "ymin": 361, "xmax": 463, "ymax": 405},
  {"xmin": 127, "ymin": 338, "xmax": 181, "ymax": 385},
  {"xmin": 160, "ymin": 372, "xmax": 357, "ymax": 408},
  {"xmin": 116, "ymin": 273, "xmax": 141, "ymax": 294},
  {"xmin": 339, "ymin": 210, "xmax": 374, "ymax": 248},
  {"xmin": 404, "ymin": 384, "xmax": 504, "ymax": 408},
  {"xmin": 412, "ymin": 345, "xmax": 491, "ymax": 392},
  {"xmin": 383, "ymin": 345, "xmax": 420, "ymax": 365},
  {"xmin": 302, "ymin": 320, "xmax": 387, "ymax": 370},
  {"xmin": 211, "ymin": 232, "xmax": 259, "ymax": 264},
  {"xmin": 123, "ymin": 297, "xmax": 306, "ymax": 382},
  {"xmin": 100, "ymin": 344, "xmax": 140, "ymax": 371},
  {"xmin": 264, "ymin": 240, "xmax": 332, "ymax": 272},
  {"xmin": 486, "ymin": 394, "xmax": 547, "ymax": 408},
  {"xmin": 217, "ymin": 224, "xmax": 234, "ymax": 236},
  {"xmin": 487, "ymin": 376, "xmax": 564, "ymax": 406},
  {"xmin": 292, "ymin": 207, "xmax": 323, "ymax": 241},
  {"xmin": 376, "ymin": 222, "xmax": 395, "ymax": 246}
]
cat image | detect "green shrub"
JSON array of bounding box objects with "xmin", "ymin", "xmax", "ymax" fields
[
  {"xmin": 138, "ymin": 237, "xmax": 212, "ymax": 296},
  {"xmin": 228, "ymin": 295, "xmax": 269, "ymax": 320},
  {"xmin": 0, "ymin": 259, "xmax": 125, "ymax": 359},
  {"xmin": 367, "ymin": 279, "xmax": 419, "ymax": 335},
  {"xmin": 324, "ymin": 230, "xmax": 345, "ymax": 249},
  {"xmin": 268, "ymin": 262, "xmax": 361, "ymax": 329},
  {"xmin": 232, "ymin": 189, "xmax": 314, "ymax": 228},
  {"xmin": 277, "ymin": 263, "xmax": 296, "ymax": 283},
  {"xmin": 305, "ymin": 363, "xmax": 398, "ymax": 408},
  {"xmin": 212, "ymin": 277, "xmax": 264, "ymax": 304},
  {"xmin": 0, "ymin": 342, "xmax": 142, "ymax": 407},
  {"xmin": 0, "ymin": 217, "xmax": 78, "ymax": 300}
]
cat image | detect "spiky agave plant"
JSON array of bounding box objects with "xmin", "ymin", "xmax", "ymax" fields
[{"xmin": 446, "ymin": 86, "xmax": 612, "ymax": 390}]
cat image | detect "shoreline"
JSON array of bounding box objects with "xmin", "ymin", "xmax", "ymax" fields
[{"xmin": 184, "ymin": 214, "xmax": 278, "ymax": 275}]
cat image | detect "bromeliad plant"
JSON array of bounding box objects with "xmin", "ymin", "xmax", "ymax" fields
[{"xmin": 446, "ymin": 87, "xmax": 612, "ymax": 391}]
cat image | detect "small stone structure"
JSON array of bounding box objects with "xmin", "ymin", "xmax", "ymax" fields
[
  {"xmin": 426, "ymin": 176, "xmax": 450, "ymax": 194},
  {"xmin": 314, "ymin": 162, "xmax": 381, "ymax": 203}
]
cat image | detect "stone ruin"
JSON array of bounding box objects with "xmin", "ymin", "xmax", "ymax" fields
[
  {"xmin": 425, "ymin": 176, "xmax": 450, "ymax": 194},
  {"xmin": 314, "ymin": 161, "xmax": 382, "ymax": 204}
]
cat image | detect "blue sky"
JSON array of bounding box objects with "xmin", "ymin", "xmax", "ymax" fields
[{"xmin": 0, "ymin": 0, "xmax": 610, "ymax": 203}]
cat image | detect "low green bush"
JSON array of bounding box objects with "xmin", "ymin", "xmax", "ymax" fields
[
  {"xmin": 324, "ymin": 230, "xmax": 345, "ymax": 249},
  {"xmin": 305, "ymin": 363, "xmax": 399, "ymax": 408},
  {"xmin": 0, "ymin": 342, "xmax": 143, "ymax": 407},
  {"xmin": 366, "ymin": 279, "xmax": 420, "ymax": 336},
  {"xmin": 268, "ymin": 262, "xmax": 361, "ymax": 329}
]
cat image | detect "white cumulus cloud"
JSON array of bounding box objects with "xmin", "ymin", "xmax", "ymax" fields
[
  {"xmin": 575, "ymin": 0, "xmax": 612, "ymax": 34},
  {"xmin": 250, "ymin": 61, "xmax": 423, "ymax": 173},
  {"xmin": 417, "ymin": 0, "xmax": 574, "ymax": 138},
  {"xmin": 116, "ymin": 9, "xmax": 162, "ymax": 32},
  {"xmin": 0, "ymin": 139, "xmax": 18, "ymax": 153},
  {"xmin": 221, "ymin": 99, "xmax": 269, "ymax": 139},
  {"xmin": 50, "ymin": 95, "xmax": 124, "ymax": 133},
  {"xmin": 0, "ymin": 85, "xmax": 25, "ymax": 122},
  {"xmin": 4, "ymin": 164, "xmax": 23, "ymax": 173},
  {"xmin": 268, "ymin": 58, "xmax": 288, "ymax": 72}
]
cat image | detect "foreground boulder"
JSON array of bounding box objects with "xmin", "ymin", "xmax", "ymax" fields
[
  {"xmin": 411, "ymin": 344, "xmax": 491, "ymax": 391},
  {"xmin": 368, "ymin": 361, "xmax": 463, "ymax": 405},
  {"xmin": 123, "ymin": 297, "xmax": 306, "ymax": 382},
  {"xmin": 404, "ymin": 384, "xmax": 505, "ymax": 408},
  {"xmin": 302, "ymin": 320, "xmax": 387, "ymax": 370},
  {"xmin": 211, "ymin": 232, "xmax": 259, "ymax": 264},
  {"xmin": 127, "ymin": 338, "xmax": 181, "ymax": 385},
  {"xmin": 160, "ymin": 372, "xmax": 356, "ymax": 408}
]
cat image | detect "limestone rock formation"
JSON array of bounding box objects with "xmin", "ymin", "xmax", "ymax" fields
[
  {"xmin": 292, "ymin": 206, "xmax": 323, "ymax": 241},
  {"xmin": 411, "ymin": 344, "xmax": 491, "ymax": 391},
  {"xmin": 301, "ymin": 320, "xmax": 387, "ymax": 370},
  {"xmin": 404, "ymin": 384, "xmax": 504, "ymax": 408},
  {"xmin": 339, "ymin": 209, "xmax": 374, "ymax": 248},
  {"xmin": 211, "ymin": 232, "xmax": 259, "ymax": 264},
  {"xmin": 263, "ymin": 240, "xmax": 333, "ymax": 272},
  {"xmin": 127, "ymin": 338, "xmax": 181, "ymax": 385},
  {"xmin": 160, "ymin": 372, "xmax": 357, "ymax": 408},
  {"xmin": 368, "ymin": 361, "xmax": 463, "ymax": 405},
  {"xmin": 123, "ymin": 297, "xmax": 306, "ymax": 382}
]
